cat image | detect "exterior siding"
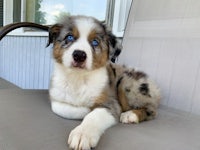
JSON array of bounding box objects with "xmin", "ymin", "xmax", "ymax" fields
[
  {"xmin": 119, "ymin": 0, "xmax": 200, "ymax": 115},
  {"xmin": 120, "ymin": 38, "xmax": 200, "ymax": 115},
  {"xmin": 0, "ymin": 36, "xmax": 53, "ymax": 89}
]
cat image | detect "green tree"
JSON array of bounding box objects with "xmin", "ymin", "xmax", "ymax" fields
[{"xmin": 35, "ymin": 0, "xmax": 46, "ymax": 24}]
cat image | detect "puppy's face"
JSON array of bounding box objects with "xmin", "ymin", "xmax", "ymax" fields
[{"xmin": 47, "ymin": 16, "xmax": 116, "ymax": 70}]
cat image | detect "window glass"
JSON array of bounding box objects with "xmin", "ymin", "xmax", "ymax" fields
[
  {"xmin": 5, "ymin": 0, "xmax": 132, "ymax": 37},
  {"xmin": 13, "ymin": 0, "xmax": 21, "ymax": 22},
  {"xmin": 26, "ymin": 0, "xmax": 107, "ymax": 25}
]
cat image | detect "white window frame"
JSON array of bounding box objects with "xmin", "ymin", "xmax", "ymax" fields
[
  {"xmin": 112, "ymin": 0, "xmax": 132, "ymax": 37},
  {"xmin": 3, "ymin": 0, "xmax": 132, "ymax": 37}
]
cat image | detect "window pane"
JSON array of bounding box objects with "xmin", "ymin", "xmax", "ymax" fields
[
  {"xmin": 26, "ymin": 0, "xmax": 107, "ymax": 25},
  {"xmin": 26, "ymin": 0, "xmax": 47, "ymax": 24},
  {"xmin": 13, "ymin": 0, "xmax": 21, "ymax": 22}
]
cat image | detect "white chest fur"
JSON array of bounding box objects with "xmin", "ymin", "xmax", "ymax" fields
[{"xmin": 49, "ymin": 63, "xmax": 108, "ymax": 107}]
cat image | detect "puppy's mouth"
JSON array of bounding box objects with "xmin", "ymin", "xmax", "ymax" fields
[{"xmin": 71, "ymin": 61, "xmax": 86, "ymax": 69}]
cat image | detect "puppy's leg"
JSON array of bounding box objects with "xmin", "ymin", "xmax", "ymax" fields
[
  {"xmin": 120, "ymin": 109, "xmax": 147, "ymax": 124},
  {"xmin": 51, "ymin": 101, "xmax": 90, "ymax": 119},
  {"xmin": 117, "ymin": 78, "xmax": 131, "ymax": 112},
  {"xmin": 145, "ymin": 105, "xmax": 157, "ymax": 120},
  {"xmin": 68, "ymin": 108, "xmax": 116, "ymax": 150},
  {"xmin": 120, "ymin": 105, "xmax": 158, "ymax": 124}
]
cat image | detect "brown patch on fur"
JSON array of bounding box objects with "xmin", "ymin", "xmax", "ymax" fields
[
  {"xmin": 117, "ymin": 79, "xmax": 131, "ymax": 111},
  {"xmin": 72, "ymin": 26, "xmax": 79, "ymax": 39},
  {"xmin": 107, "ymin": 64, "xmax": 116, "ymax": 87},
  {"xmin": 53, "ymin": 42, "xmax": 64, "ymax": 63},
  {"xmin": 132, "ymin": 109, "xmax": 147, "ymax": 122},
  {"xmin": 90, "ymin": 90, "xmax": 108, "ymax": 110},
  {"xmin": 88, "ymin": 30, "xmax": 97, "ymax": 42},
  {"xmin": 88, "ymin": 30, "xmax": 109, "ymax": 69},
  {"xmin": 92, "ymin": 46, "xmax": 108, "ymax": 69}
]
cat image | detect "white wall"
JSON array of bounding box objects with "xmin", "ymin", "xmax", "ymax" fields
[
  {"xmin": 0, "ymin": 36, "xmax": 53, "ymax": 89},
  {"xmin": 119, "ymin": 0, "xmax": 200, "ymax": 115}
]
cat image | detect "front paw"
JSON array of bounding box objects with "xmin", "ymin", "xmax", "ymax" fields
[
  {"xmin": 120, "ymin": 110, "xmax": 139, "ymax": 124},
  {"xmin": 68, "ymin": 125, "xmax": 100, "ymax": 150}
]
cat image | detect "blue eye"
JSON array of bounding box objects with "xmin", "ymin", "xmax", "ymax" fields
[
  {"xmin": 91, "ymin": 39, "xmax": 99, "ymax": 47},
  {"xmin": 66, "ymin": 35, "xmax": 75, "ymax": 42}
]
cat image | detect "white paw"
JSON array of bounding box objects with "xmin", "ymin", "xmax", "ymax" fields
[
  {"xmin": 68, "ymin": 125, "xmax": 100, "ymax": 150},
  {"xmin": 120, "ymin": 111, "xmax": 139, "ymax": 124}
]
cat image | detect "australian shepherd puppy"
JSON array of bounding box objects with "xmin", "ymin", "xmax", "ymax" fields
[
  {"xmin": 47, "ymin": 15, "xmax": 160, "ymax": 150},
  {"xmin": 47, "ymin": 15, "xmax": 121, "ymax": 150}
]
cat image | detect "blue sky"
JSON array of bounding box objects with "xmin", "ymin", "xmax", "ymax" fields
[{"xmin": 40, "ymin": 0, "xmax": 107, "ymax": 24}]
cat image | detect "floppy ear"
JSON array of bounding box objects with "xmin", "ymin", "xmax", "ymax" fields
[
  {"xmin": 100, "ymin": 22, "xmax": 122, "ymax": 63},
  {"xmin": 108, "ymin": 32, "xmax": 122, "ymax": 63},
  {"xmin": 46, "ymin": 24, "xmax": 63, "ymax": 47}
]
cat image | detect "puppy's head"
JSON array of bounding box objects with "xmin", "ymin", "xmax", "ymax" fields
[{"xmin": 47, "ymin": 15, "xmax": 121, "ymax": 70}]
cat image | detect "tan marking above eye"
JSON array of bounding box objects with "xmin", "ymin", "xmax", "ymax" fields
[
  {"xmin": 66, "ymin": 27, "xmax": 79, "ymax": 40},
  {"xmin": 72, "ymin": 27, "xmax": 79, "ymax": 38},
  {"xmin": 88, "ymin": 30, "xmax": 97, "ymax": 42}
]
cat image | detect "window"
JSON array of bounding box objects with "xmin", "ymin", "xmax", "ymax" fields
[
  {"xmin": 4, "ymin": 0, "xmax": 132, "ymax": 37},
  {"xmin": 13, "ymin": 0, "xmax": 21, "ymax": 22},
  {"xmin": 112, "ymin": 0, "xmax": 132, "ymax": 37},
  {"xmin": 25, "ymin": 0, "xmax": 107, "ymax": 25}
]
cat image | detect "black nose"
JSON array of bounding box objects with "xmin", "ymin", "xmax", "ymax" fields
[{"xmin": 72, "ymin": 50, "xmax": 87, "ymax": 63}]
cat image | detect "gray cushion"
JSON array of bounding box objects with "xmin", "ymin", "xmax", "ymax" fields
[{"xmin": 0, "ymin": 79, "xmax": 200, "ymax": 150}]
